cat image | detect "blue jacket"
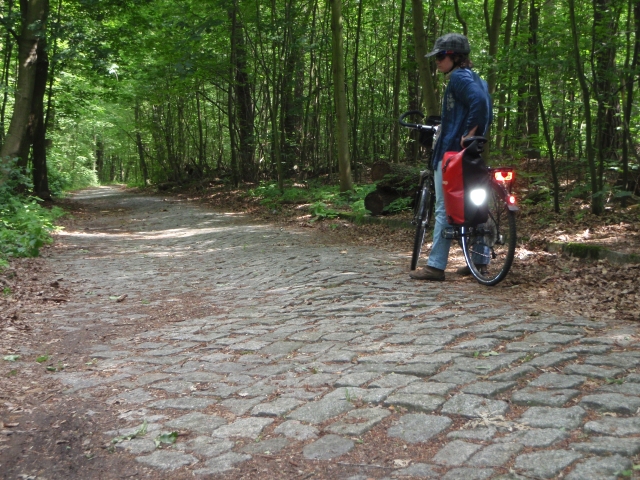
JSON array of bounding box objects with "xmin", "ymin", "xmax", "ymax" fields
[{"xmin": 431, "ymin": 68, "xmax": 492, "ymax": 169}]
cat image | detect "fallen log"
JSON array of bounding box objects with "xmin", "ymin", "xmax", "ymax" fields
[{"xmin": 364, "ymin": 190, "xmax": 402, "ymax": 217}]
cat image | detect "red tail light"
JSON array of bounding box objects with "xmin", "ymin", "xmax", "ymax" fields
[
  {"xmin": 508, "ymin": 195, "xmax": 516, "ymax": 205},
  {"xmin": 494, "ymin": 170, "xmax": 514, "ymax": 182}
]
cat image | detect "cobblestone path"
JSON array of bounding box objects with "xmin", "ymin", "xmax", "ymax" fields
[{"xmin": 34, "ymin": 187, "xmax": 640, "ymax": 478}]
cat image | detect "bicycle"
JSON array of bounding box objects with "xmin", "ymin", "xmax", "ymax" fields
[{"xmin": 400, "ymin": 110, "xmax": 518, "ymax": 286}]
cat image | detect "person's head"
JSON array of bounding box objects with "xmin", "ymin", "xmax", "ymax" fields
[{"xmin": 426, "ymin": 33, "xmax": 472, "ymax": 73}]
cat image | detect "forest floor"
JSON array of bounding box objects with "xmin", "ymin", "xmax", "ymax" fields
[{"xmin": 0, "ymin": 183, "xmax": 639, "ymax": 480}]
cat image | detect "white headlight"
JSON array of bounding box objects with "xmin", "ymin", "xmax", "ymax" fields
[{"xmin": 470, "ymin": 188, "xmax": 487, "ymax": 206}]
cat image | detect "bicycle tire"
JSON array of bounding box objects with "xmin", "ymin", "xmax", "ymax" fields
[
  {"xmin": 461, "ymin": 183, "xmax": 516, "ymax": 286},
  {"xmin": 410, "ymin": 181, "xmax": 434, "ymax": 270}
]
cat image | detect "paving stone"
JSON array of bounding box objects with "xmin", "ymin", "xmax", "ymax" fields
[
  {"xmin": 489, "ymin": 365, "xmax": 536, "ymax": 382},
  {"xmin": 383, "ymin": 394, "xmax": 445, "ymax": 413},
  {"xmin": 239, "ymin": 437, "xmax": 290, "ymax": 455},
  {"xmin": 565, "ymin": 454, "xmax": 633, "ymax": 480},
  {"xmin": 211, "ymin": 417, "xmax": 273, "ymax": 438},
  {"xmin": 390, "ymin": 363, "xmax": 441, "ymax": 377},
  {"xmin": 511, "ymin": 387, "xmax": 579, "ymax": 407},
  {"xmin": 259, "ymin": 341, "xmax": 304, "ymax": 355},
  {"xmin": 192, "ymin": 452, "xmax": 251, "ymax": 475},
  {"xmin": 461, "ymin": 381, "xmax": 515, "ymax": 397},
  {"xmin": 525, "ymin": 352, "xmax": 578, "ymax": 368},
  {"xmin": 164, "ymin": 412, "xmax": 226, "ymax": 434},
  {"xmin": 441, "ymin": 467, "xmax": 494, "ymax": 480},
  {"xmin": 563, "ymin": 364, "xmax": 625, "ymax": 379},
  {"xmin": 387, "ymin": 414, "xmax": 452, "ymax": 443},
  {"xmin": 514, "ymin": 450, "xmax": 582, "ymax": 479},
  {"xmin": 325, "ymin": 407, "xmax": 391, "ymax": 436},
  {"xmin": 135, "ymin": 450, "xmax": 198, "ymax": 470},
  {"xmin": 392, "ymin": 463, "xmax": 438, "ymax": 478},
  {"xmin": 251, "ymin": 397, "xmax": 302, "ymax": 417},
  {"xmin": 302, "ymin": 434, "xmax": 354, "ymax": 460},
  {"xmin": 584, "ymin": 353, "xmax": 640, "ymax": 368},
  {"xmin": 274, "ymin": 420, "xmax": 319, "ymax": 440},
  {"xmin": 466, "ymin": 442, "xmax": 523, "ymax": 467},
  {"xmin": 579, "ymin": 393, "xmax": 640, "ymax": 414},
  {"xmin": 287, "ymin": 396, "xmax": 354, "ymax": 424},
  {"xmin": 453, "ymin": 353, "xmax": 524, "ymax": 374},
  {"xmin": 176, "ymin": 436, "xmax": 234, "ymax": 457},
  {"xmin": 150, "ymin": 381, "xmax": 195, "ymax": 394},
  {"xmin": 497, "ymin": 428, "xmax": 568, "ymax": 447},
  {"xmin": 369, "ymin": 373, "xmax": 420, "ymax": 389},
  {"xmin": 148, "ymin": 397, "xmax": 216, "ymax": 410},
  {"xmin": 564, "ymin": 344, "xmax": 611, "ymax": 354},
  {"xmin": 328, "ymin": 386, "xmax": 393, "ymax": 404},
  {"xmin": 570, "ymin": 436, "xmax": 640, "ymax": 456},
  {"xmin": 504, "ymin": 342, "xmax": 554, "ymax": 354},
  {"xmin": 134, "ymin": 373, "xmax": 172, "ymax": 385},
  {"xmin": 409, "ymin": 352, "xmax": 463, "ymax": 364},
  {"xmin": 447, "ymin": 427, "xmax": 496, "ymax": 441},
  {"xmin": 523, "ymin": 332, "xmax": 582, "ymax": 344},
  {"xmin": 598, "ymin": 382, "xmax": 640, "ymax": 396},
  {"xmin": 433, "ymin": 440, "xmax": 482, "ymax": 466},
  {"xmin": 399, "ymin": 382, "xmax": 456, "ymax": 396},
  {"xmin": 528, "ymin": 373, "xmax": 586, "ymax": 389},
  {"xmin": 115, "ymin": 438, "xmax": 157, "ymax": 454},
  {"xmin": 430, "ymin": 369, "xmax": 478, "ymax": 385},
  {"xmin": 440, "ymin": 394, "xmax": 509, "ymax": 418},
  {"xmin": 358, "ymin": 352, "xmax": 413, "ymax": 364},
  {"xmin": 334, "ymin": 371, "xmax": 380, "ymax": 387},
  {"xmin": 452, "ymin": 338, "xmax": 500, "ymax": 351},
  {"xmin": 414, "ymin": 334, "xmax": 459, "ymax": 345},
  {"xmin": 518, "ymin": 406, "xmax": 586, "ymax": 429},
  {"xmin": 584, "ymin": 416, "xmax": 640, "ymax": 436},
  {"xmin": 220, "ymin": 397, "xmax": 262, "ymax": 415},
  {"xmin": 108, "ymin": 388, "xmax": 156, "ymax": 405}
]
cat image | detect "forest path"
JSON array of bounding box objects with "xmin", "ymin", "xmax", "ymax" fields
[{"xmin": 3, "ymin": 185, "xmax": 640, "ymax": 479}]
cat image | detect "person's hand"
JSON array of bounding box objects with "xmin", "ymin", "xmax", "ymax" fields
[{"xmin": 461, "ymin": 126, "xmax": 478, "ymax": 147}]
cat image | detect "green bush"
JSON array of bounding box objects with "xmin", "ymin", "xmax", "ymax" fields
[{"xmin": 0, "ymin": 160, "xmax": 64, "ymax": 266}]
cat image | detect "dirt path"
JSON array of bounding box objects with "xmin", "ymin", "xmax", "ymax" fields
[{"xmin": 2, "ymin": 186, "xmax": 640, "ymax": 479}]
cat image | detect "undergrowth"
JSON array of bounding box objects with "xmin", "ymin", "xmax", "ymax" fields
[
  {"xmin": 246, "ymin": 180, "xmax": 377, "ymax": 220},
  {"xmin": 0, "ymin": 160, "xmax": 64, "ymax": 267}
]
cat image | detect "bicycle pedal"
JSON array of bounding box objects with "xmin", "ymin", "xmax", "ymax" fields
[{"xmin": 442, "ymin": 227, "xmax": 457, "ymax": 240}]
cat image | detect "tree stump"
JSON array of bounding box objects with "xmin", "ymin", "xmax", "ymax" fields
[
  {"xmin": 366, "ymin": 161, "xmax": 421, "ymax": 216},
  {"xmin": 364, "ymin": 190, "xmax": 402, "ymax": 216}
]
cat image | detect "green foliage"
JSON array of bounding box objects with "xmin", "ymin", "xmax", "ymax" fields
[
  {"xmin": 383, "ymin": 197, "xmax": 412, "ymax": 214},
  {"xmin": 309, "ymin": 202, "xmax": 339, "ymax": 220},
  {"xmin": 0, "ymin": 161, "xmax": 64, "ymax": 263}
]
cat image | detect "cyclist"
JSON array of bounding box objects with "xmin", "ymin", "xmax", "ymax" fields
[{"xmin": 410, "ymin": 33, "xmax": 493, "ymax": 281}]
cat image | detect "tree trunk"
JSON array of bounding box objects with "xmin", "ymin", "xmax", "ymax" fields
[
  {"xmin": 329, "ymin": 0, "xmax": 353, "ymax": 192},
  {"xmin": 569, "ymin": 0, "xmax": 601, "ymax": 214},
  {"xmin": 1, "ymin": 0, "xmax": 48, "ymax": 182},
  {"xmin": 411, "ymin": 0, "xmax": 438, "ymax": 116},
  {"xmin": 531, "ymin": 0, "xmax": 559, "ymax": 212},
  {"xmin": 391, "ymin": 0, "xmax": 407, "ymax": 164},
  {"xmin": 31, "ymin": 32, "xmax": 50, "ymax": 200}
]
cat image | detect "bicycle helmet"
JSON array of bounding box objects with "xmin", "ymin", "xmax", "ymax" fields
[{"xmin": 425, "ymin": 33, "xmax": 470, "ymax": 57}]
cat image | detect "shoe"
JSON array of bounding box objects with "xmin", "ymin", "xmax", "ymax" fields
[
  {"xmin": 457, "ymin": 264, "xmax": 487, "ymax": 276},
  {"xmin": 456, "ymin": 265, "xmax": 472, "ymax": 276},
  {"xmin": 409, "ymin": 266, "xmax": 445, "ymax": 281}
]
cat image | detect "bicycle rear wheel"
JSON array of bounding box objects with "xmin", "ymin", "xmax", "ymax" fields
[
  {"xmin": 410, "ymin": 180, "xmax": 434, "ymax": 270},
  {"xmin": 461, "ymin": 183, "xmax": 516, "ymax": 286}
]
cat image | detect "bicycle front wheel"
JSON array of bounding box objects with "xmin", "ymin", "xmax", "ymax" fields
[
  {"xmin": 461, "ymin": 184, "xmax": 516, "ymax": 286},
  {"xmin": 410, "ymin": 183, "xmax": 434, "ymax": 270}
]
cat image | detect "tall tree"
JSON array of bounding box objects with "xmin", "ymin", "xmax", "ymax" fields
[
  {"xmin": 0, "ymin": 0, "xmax": 49, "ymax": 186},
  {"xmin": 329, "ymin": 0, "xmax": 353, "ymax": 192}
]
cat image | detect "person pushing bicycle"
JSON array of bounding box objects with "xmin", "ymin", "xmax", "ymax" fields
[{"xmin": 410, "ymin": 33, "xmax": 493, "ymax": 282}]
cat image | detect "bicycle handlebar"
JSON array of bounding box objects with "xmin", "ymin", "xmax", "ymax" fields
[{"xmin": 399, "ymin": 111, "xmax": 440, "ymax": 133}]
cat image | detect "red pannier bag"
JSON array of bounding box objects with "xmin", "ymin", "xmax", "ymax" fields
[{"xmin": 441, "ymin": 141, "xmax": 490, "ymax": 226}]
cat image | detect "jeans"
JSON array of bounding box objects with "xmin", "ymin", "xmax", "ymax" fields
[
  {"xmin": 426, "ymin": 162, "xmax": 451, "ymax": 270},
  {"xmin": 427, "ymin": 162, "xmax": 490, "ymax": 270}
]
